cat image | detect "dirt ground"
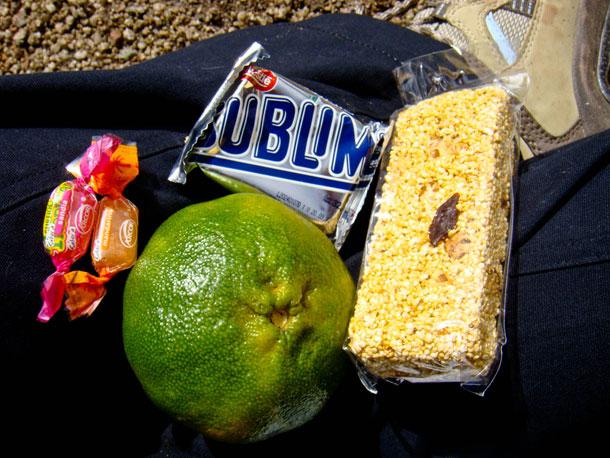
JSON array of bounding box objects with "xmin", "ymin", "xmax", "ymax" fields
[{"xmin": 0, "ymin": 0, "xmax": 427, "ymax": 74}]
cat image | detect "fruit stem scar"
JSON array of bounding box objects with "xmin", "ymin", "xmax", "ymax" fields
[{"xmin": 270, "ymin": 309, "xmax": 289, "ymax": 329}]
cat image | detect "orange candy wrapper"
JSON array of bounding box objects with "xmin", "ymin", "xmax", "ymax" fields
[
  {"xmin": 64, "ymin": 196, "xmax": 139, "ymax": 319},
  {"xmin": 39, "ymin": 134, "xmax": 139, "ymax": 322}
]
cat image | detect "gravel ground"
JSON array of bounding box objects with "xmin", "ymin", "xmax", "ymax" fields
[{"xmin": 0, "ymin": 0, "xmax": 427, "ymax": 74}]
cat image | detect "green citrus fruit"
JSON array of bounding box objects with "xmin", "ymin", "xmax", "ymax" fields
[{"xmin": 123, "ymin": 193, "xmax": 355, "ymax": 443}]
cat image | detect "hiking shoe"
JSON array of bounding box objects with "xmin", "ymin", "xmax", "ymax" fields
[{"xmin": 410, "ymin": 0, "xmax": 610, "ymax": 158}]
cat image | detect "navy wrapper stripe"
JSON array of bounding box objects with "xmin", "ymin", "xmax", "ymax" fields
[{"xmin": 191, "ymin": 154, "xmax": 370, "ymax": 191}]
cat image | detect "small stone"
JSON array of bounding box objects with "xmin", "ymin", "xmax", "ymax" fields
[
  {"xmin": 13, "ymin": 28, "xmax": 27, "ymax": 45},
  {"xmin": 109, "ymin": 28, "xmax": 122, "ymax": 47},
  {"xmin": 74, "ymin": 50, "xmax": 87, "ymax": 60},
  {"xmin": 123, "ymin": 28, "xmax": 135, "ymax": 41},
  {"xmin": 13, "ymin": 10, "xmax": 27, "ymax": 28},
  {"xmin": 27, "ymin": 32, "xmax": 42, "ymax": 46},
  {"xmin": 45, "ymin": 3, "xmax": 57, "ymax": 14},
  {"xmin": 118, "ymin": 47, "xmax": 136, "ymax": 60}
]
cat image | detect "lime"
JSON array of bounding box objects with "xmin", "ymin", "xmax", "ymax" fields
[{"xmin": 123, "ymin": 193, "xmax": 355, "ymax": 443}]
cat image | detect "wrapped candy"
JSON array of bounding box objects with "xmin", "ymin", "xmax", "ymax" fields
[
  {"xmin": 39, "ymin": 181, "xmax": 98, "ymax": 322},
  {"xmin": 63, "ymin": 196, "xmax": 138, "ymax": 319},
  {"xmin": 39, "ymin": 134, "xmax": 139, "ymax": 322}
]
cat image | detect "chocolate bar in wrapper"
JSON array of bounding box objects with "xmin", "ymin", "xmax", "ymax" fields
[{"xmin": 169, "ymin": 42, "xmax": 385, "ymax": 248}]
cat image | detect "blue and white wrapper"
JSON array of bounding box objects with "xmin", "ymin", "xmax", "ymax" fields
[{"xmin": 169, "ymin": 42, "xmax": 386, "ymax": 249}]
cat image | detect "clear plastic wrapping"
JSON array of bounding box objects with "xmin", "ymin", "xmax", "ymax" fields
[{"xmin": 346, "ymin": 50, "xmax": 526, "ymax": 395}]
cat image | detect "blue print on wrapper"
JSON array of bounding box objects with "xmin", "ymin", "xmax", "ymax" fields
[
  {"xmin": 292, "ymin": 104, "xmax": 336, "ymax": 172},
  {"xmin": 254, "ymin": 96, "xmax": 296, "ymax": 163},
  {"xmin": 330, "ymin": 113, "xmax": 374, "ymax": 178},
  {"xmin": 314, "ymin": 107, "xmax": 334, "ymax": 158},
  {"xmin": 292, "ymin": 101, "xmax": 318, "ymax": 170},
  {"xmin": 196, "ymin": 94, "xmax": 374, "ymax": 183},
  {"xmin": 220, "ymin": 97, "xmax": 258, "ymax": 155}
]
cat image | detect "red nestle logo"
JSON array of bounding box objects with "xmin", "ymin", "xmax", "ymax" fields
[{"xmin": 241, "ymin": 65, "xmax": 277, "ymax": 92}]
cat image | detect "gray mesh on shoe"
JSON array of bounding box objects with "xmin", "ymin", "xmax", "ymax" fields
[
  {"xmin": 491, "ymin": 8, "xmax": 531, "ymax": 58},
  {"xmin": 436, "ymin": 22, "xmax": 471, "ymax": 54},
  {"xmin": 408, "ymin": 22, "xmax": 472, "ymax": 55},
  {"xmin": 506, "ymin": 0, "xmax": 536, "ymax": 16},
  {"xmin": 412, "ymin": 7, "xmax": 438, "ymax": 24},
  {"xmin": 410, "ymin": 5, "xmax": 472, "ymax": 54}
]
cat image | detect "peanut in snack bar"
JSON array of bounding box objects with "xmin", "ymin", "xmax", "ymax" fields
[{"xmin": 348, "ymin": 86, "xmax": 514, "ymax": 383}]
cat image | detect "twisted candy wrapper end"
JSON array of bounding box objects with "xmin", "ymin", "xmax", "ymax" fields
[
  {"xmin": 64, "ymin": 271, "xmax": 109, "ymax": 320},
  {"xmin": 79, "ymin": 134, "xmax": 139, "ymax": 199},
  {"xmin": 79, "ymin": 134, "xmax": 119, "ymax": 182},
  {"xmin": 38, "ymin": 272, "xmax": 67, "ymax": 323}
]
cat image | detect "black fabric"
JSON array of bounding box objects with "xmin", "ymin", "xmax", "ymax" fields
[
  {"xmin": 1, "ymin": 13, "xmax": 609, "ymax": 457},
  {"xmin": 513, "ymin": 131, "xmax": 610, "ymax": 442}
]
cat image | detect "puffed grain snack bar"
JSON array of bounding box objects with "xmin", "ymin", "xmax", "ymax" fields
[{"xmin": 348, "ymin": 86, "xmax": 513, "ymax": 382}]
